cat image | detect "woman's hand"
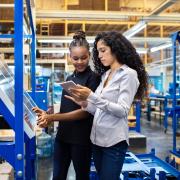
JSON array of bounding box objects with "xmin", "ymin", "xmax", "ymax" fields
[
  {"xmin": 69, "ymin": 84, "xmax": 92, "ymax": 101},
  {"xmin": 37, "ymin": 114, "xmax": 52, "ymax": 128},
  {"xmin": 65, "ymin": 95, "xmax": 88, "ymax": 108},
  {"xmin": 32, "ymin": 107, "xmax": 46, "ymax": 117}
]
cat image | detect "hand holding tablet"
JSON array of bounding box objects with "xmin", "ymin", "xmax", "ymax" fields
[{"xmin": 60, "ymin": 81, "xmax": 77, "ymax": 94}]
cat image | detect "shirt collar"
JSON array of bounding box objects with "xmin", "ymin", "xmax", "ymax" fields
[
  {"xmin": 106, "ymin": 64, "xmax": 128, "ymax": 75},
  {"xmin": 72, "ymin": 66, "xmax": 91, "ymax": 77},
  {"xmin": 118, "ymin": 64, "xmax": 128, "ymax": 71}
]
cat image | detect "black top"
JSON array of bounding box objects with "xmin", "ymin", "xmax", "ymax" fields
[{"xmin": 56, "ymin": 66, "xmax": 100, "ymax": 145}]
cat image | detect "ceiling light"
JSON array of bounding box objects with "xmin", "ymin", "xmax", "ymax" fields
[
  {"xmin": 150, "ymin": 42, "xmax": 172, "ymax": 52},
  {"xmin": 123, "ymin": 20, "xmax": 147, "ymax": 39},
  {"xmin": 136, "ymin": 48, "xmax": 148, "ymax": 54}
]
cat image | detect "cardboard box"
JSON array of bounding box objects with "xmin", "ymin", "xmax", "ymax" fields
[{"xmin": 0, "ymin": 130, "xmax": 14, "ymax": 142}]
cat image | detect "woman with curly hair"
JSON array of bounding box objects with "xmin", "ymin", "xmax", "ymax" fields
[{"xmin": 67, "ymin": 31, "xmax": 148, "ymax": 180}]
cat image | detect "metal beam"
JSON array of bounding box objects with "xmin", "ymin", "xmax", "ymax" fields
[
  {"xmin": 37, "ymin": 35, "xmax": 171, "ymax": 44},
  {"xmin": 149, "ymin": 0, "xmax": 177, "ymax": 15},
  {"xmin": 36, "ymin": 9, "xmax": 180, "ymax": 22},
  {"xmin": 36, "ymin": 10, "xmax": 138, "ymax": 20}
]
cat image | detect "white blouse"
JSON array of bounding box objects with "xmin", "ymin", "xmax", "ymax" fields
[{"xmin": 84, "ymin": 64, "xmax": 140, "ymax": 147}]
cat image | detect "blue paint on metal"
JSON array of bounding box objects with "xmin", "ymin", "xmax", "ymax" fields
[
  {"xmin": 25, "ymin": 0, "xmax": 35, "ymax": 36},
  {"xmin": 31, "ymin": 32, "xmax": 36, "ymax": 100},
  {"xmin": 25, "ymin": 135, "xmax": 37, "ymax": 180},
  {"xmin": 129, "ymin": 101, "xmax": 141, "ymax": 132},
  {"xmin": 0, "ymin": 34, "xmax": 14, "ymax": 38},
  {"xmin": 14, "ymin": 0, "xmax": 24, "ymax": 179},
  {"xmin": 0, "ymin": 142, "xmax": 15, "ymax": 167},
  {"xmin": 150, "ymin": 168, "xmax": 156, "ymax": 180},
  {"xmin": 135, "ymin": 101, "xmax": 141, "ymax": 132},
  {"xmin": 170, "ymin": 31, "xmax": 180, "ymax": 155},
  {"xmin": 0, "ymin": 0, "xmax": 36, "ymax": 179},
  {"xmin": 24, "ymin": 34, "xmax": 32, "ymax": 39},
  {"xmin": 0, "ymin": 34, "xmax": 32, "ymax": 39},
  {"xmin": 136, "ymin": 152, "xmax": 180, "ymax": 178}
]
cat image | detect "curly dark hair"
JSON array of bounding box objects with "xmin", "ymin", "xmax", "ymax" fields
[
  {"xmin": 69, "ymin": 30, "xmax": 90, "ymax": 51},
  {"xmin": 92, "ymin": 31, "xmax": 148, "ymax": 99}
]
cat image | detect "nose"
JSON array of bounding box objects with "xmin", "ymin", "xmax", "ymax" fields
[
  {"xmin": 98, "ymin": 52, "xmax": 102, "ymax": 59},
  {"xmin": 77, "ymin": 59, "xmax": 83, "ymax": 63}
]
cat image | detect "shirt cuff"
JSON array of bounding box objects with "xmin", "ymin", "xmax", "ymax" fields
[{"xmin": 87, "ymin": 91, "xmax": 98, "ymax": 103}]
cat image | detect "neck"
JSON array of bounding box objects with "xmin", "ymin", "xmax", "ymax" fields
[{"xmin": 110, "ymin": 61, "xmax": 123, "ymax": 72}]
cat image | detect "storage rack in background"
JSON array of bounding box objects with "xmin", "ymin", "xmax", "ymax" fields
[
  {"xmin": 0, "ymin": 0, "xmax": 36, "ymax": 179},
  {"xmin": 170, "ymin": 31, "xmax": 180, "ymax": 167}
]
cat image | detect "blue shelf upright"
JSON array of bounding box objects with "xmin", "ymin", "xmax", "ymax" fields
[
  {"xmin": 0, "ymin": 0, "xmax": 36, "ymax": 179},
  {"xmin": 129, "ymin": 101, "xmax": 141, "ymax": 132}
]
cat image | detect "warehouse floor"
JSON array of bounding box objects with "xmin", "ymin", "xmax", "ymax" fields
[{"xmin": 37, "ymin": 117, "xmax": 180, "ymax": 180}]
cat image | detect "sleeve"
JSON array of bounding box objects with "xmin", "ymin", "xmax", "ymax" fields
[
  {"xmin": 86, "ymin": 71, "xmax": 140, "ymax": 118},
  {"xmin": 82, "ymin": 101, "xmax": 97, "ymax": 115}
]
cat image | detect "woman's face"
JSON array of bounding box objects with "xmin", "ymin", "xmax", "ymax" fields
[
  {"xmin": 70, "ymin": 46, "xmax": 90, "ymax": 72},
  {"xmin": 97, "ymin": 40, "xmax": 117, "ymax": 67}
]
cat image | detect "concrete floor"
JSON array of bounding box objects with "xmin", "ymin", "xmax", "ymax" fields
[{"xmin": 37, "ymin": 117, "xmax": 180, "ymax": 180}]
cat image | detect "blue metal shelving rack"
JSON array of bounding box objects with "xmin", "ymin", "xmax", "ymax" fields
[
  {"xmin": 0, "ymin": 0, "xmax": 36, "ymax": 179},
  {"xmin": 170, "ymin": 31, "xmax": 180, "ymax": 165}
]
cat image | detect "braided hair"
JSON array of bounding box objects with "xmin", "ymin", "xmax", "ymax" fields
[{"xmin": 69, "ymin": 30, "xmax": 90, "ymax": 51}]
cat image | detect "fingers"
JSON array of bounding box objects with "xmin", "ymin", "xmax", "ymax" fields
[
  {"xmin": 70, "ymin": 91, "xmax": 82, "ymax": 100},
  {"xmin": 64, "ymin": 95, "xmax": 74, "ymax": 101},
  {"xmin": 32, "ymin": 107, "xmax": 43, "ymax": 113},
  {"xmin": 76, "ymin": 84, "xmax": 85, "ymax": 88},
  {"xmin": 37, "ymin": 117, "xmax": 44, "ymax": 125},
  {"xmin": 69, "ymin": 88, "xmax": 80, "ymax": 94},
  {"xmin": 32, "ymin": 106, "xmax": 40, "ymax": 111},
  {"xmin": 38, "ymin": 121, "xmax": 48, "ymax": 128},
  {"xmin": 37, "ymin": 119, "xmax": 48, "ymax": 128},
  {"xmin": 64, "ymin": 95, "xmax": 79, "ymax": 104},
  {"xmin": 37, "ymin": 114, "xmax": 49, "ymax": 127}
]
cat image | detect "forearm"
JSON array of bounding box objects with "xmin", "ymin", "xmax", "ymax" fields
[
  {"xmin": 48, "ymin": 109, "xmax": 90, "ymax": 122},
  {"xmin": 87, "ymin": 92, "xmax": 132, "ymax": 118}
]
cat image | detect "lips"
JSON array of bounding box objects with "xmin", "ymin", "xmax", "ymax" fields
[
  {"xmin": 76, "ymin": 66, "xmax": 84, "ymax": 69},
  {"xmin": 101, "ymin": 59, "xmax": 106, "ymax": 63}
]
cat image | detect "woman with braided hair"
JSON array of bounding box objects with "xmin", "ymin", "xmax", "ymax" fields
[{"xmin": 33, "ymin": 30, "xmax": 100, "ymax": 180}]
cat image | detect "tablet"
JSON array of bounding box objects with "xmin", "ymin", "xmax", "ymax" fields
[{"xmin": 60, "ymin": 81, "xmax": 77, "ymax": 94}]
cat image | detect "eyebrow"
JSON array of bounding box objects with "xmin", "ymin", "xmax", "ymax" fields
[
  {"xmin": 72, "ymin": 55, "xmax": 88, "ymax": 58},
  {"xmin": 97, "ymin": 47, "xmax": 105, "ymax": 51}
]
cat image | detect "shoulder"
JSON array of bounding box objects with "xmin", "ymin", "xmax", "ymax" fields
[
  {"xmin": 122, "ymin": 66, "xmax": 138, "ymax": 78},
  {"xmin": 87, "ymin": 68, "xmax": 100, "ymax": 80},
  {"xmin": 88, "ymin": 72, "xmax": 101, "ymax": 85},
  {"xmin": 66, "ymin": 73, "xmax": 74, "ymax": 81},
  {"xmin": 120, "ymin": 67, "xmax": 139, "ymax": 87}
]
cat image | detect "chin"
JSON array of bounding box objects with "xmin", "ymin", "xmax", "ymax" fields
[
  {"xmin": 77, "ymin": 68, "xmax": 86, "ymax": 72},
  {"xmin": 102, "ymin": 63, "xmax": 109, "ymax": 67}
]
